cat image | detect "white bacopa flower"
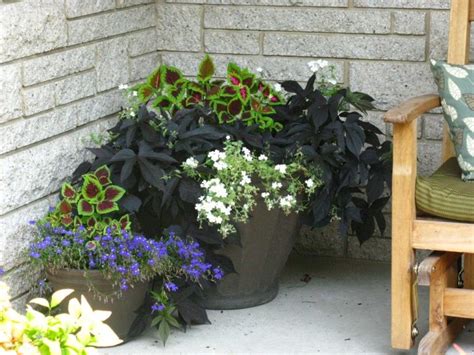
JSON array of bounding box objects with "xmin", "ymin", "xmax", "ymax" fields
[
  {"xmin": 209, "ymin": 182, "xmax": 228, "ymax": 198},
  {"xmin": 184, "ymin": 157, "xmax": 199, "ymax": 169},
  {"xmin": 273, "ymin": 83, "xmax": 282, "ymax": 92},
  {"xmin": 305, "ymin": 179, "xmax": 314, "ymax": 188},
  {"xmin": 226, "ymin": 135, "xmax": 231, "ymax": 140},
  {"xmin": 256, "ymin": 67, "xmax": 263, "ymax": 73},
  {"xmin": 261, "ymin": 192, "xmax": 270, "ymax": 198},
  {"xmin": 132, "ymin": 91, "xmax": 138, "ymax": 97},
  {"xmin": 258, "ymin": 154, "xmax": 268, "ymax": 161},
  {"xmin": 272, "ymin": 182, "xmax": 282, "ymax": 190},
  {"xmin": 328, "ymin": 78, "xmax": 337, "ymax": 85},
  {"xmin": 118, "ymin": 84, "xmax": 129, "ymax": 90},
  {"xmin": 214, "ymin": 161, "xmax": 228, "ymax": 171},
  {"xmin": 129, "ymin": 111, "xmax": 136, "ymax": 117},
  {"xmin": 209, "ymin": 150, "xmax": 226, "ymax": 162},
  {"xmin": 240, "ymin": 172, "xmax": 251, "ymax": 186},
  {"xmin": 316, "ymin": 59, "xmax": 329, "ymax": 69},
  {"xmin": 275, "ymin": 164, "xmax": 287, "ymax": 174},
  {"xmin": 279, "ymin": 195, "xmax": 295, "ymax": 208}
]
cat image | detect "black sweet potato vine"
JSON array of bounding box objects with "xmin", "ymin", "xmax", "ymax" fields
[{"xmin": 270, "ymin": 75, "xmax": 392, "ymax": 243}]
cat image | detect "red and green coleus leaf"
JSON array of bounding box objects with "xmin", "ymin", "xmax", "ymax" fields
[
  {"xmin": 238, "ymin": 86, "xmax": 250, "ymax": 103},
  {"xmin": 162, "ymin": 66, "xmax": 183, "ymax": 85},
  {"xmin": 147, "ymin": 67, "xmax": 162, "ymax": 89},
  {"xmin": 138, "ymin": 84, "xmax": 155, "ymax": 102},
  {"xmin": 78, "ymin": 199, "xmax": 94, "ymax": 216},
  {"xmin": 94, "ymin": 166, "xmax": 111, "ymax": 186},
  {"xmin": 58, "ymin": 200, "xmax": 73, "ymax": 215},
  {"xmin": 220, "ymin": 85, "xmax": 237, "ymax": 97},
  {"xmin": 103, "ymin": 185, "xmax": 126, "ymax": 202},
  {"xmin": 152, "ymin": 96, "xmax": 173, "ymax": 110},
  {"xmin": 119, "ymin": 215, "xmax": 131, "ymax": 230},
  {"xmin": 227, "ymin": 98, "xmax": 243, "ymax": 116},
  {"xmin": 86, "ymin": 216, "xmax": 97, "ymax": 228},
  {"xmin": 96, "ymin": 201, "xmax": 119, "ymax": 215},
  {"xmin": 81, "ymin": 176, "xmax": 102, "ymax": 201},
  {"xmin": 61, "ymin": 183, "xmax": 76, "ymax": 201},
  {"xmin": 61, "ymin": 214, "xmax": 73, "ymax": 227},
  {"xmin": 198, "ymin": 55, "xmax": 215, "ymax": 82},
  {"xmin": 217, "ymin": 111, "xmax": 235, "ymax": 124}
]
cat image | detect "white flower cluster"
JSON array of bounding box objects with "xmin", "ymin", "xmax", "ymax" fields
[
  {"xmin": 201, "ymin": 178, "xmax": 228, "ymax": 198},
  {"xmin": 183, "ymin": 157, "xmax": 199, "ymax": 169},
  {"xmin": 279, "ymin": 195, "xmax": 296, "ymax": 209},
  {"xmin": 307, "ymin": 60, "xmax": 329, "ymax": 73},
  {"xmin": 209, "ymin": 149, "xmax": 228, "ymax": 170},
  {"xmin": 242, "ymin": 147, "xmax": 252, "ymax": 162},
  {"xmin": 275, "ymin": 164, "xmax": 287, "ymax": 174}
]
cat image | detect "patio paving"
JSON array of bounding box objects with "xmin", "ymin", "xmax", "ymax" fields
[{"xmin": 104, "ymin": 254, "xmax": 473, "ymax": 354}]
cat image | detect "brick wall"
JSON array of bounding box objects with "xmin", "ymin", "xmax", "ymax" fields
[
  {"xmin": 0, "ymin": 0, "xmax": 467, "ymax": 305},
  {"xmin": 0, "ymin": 0, "xmax": 159, "ymax": 307},
  {"xmin": 154, "ymin": 0, "xmax": 471, "ymax": 261}
]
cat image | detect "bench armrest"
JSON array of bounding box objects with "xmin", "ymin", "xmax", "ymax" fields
[{"xmin": 384, "ymin": 94, "xmax": 441, "ymax": 124}]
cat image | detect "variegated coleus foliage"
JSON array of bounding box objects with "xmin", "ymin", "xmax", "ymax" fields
[
  {"xmin": 132, "ymin": 55, "xmax": 285, "ymax": 131},
  {"xmin": 46, "ymin": 166, "xmax": 131, "ymax": 236}
]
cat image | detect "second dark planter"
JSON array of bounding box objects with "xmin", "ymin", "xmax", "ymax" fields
[
  {"xmin": 47, "ymin": 269, "xmax": 148, "ymax": 344},
  {"xmin": 198, "ymin": 199, "xmax": 301, "ymax": 310}
]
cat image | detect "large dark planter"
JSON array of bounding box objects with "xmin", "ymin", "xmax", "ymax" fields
[
  {"xmin": 46, "ymin": 269, "xmax": 148, "ymax": 344},
  {"xmin": 199, "ymin": 199, "xmax": 301, "ymax": 310}
]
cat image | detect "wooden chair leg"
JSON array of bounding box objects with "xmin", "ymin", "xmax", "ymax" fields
[
  {"xmin": 464, "ymin": 253, "xmax": 474, "ymax": 289},
  {"xmin": 418, "ymin": 252, "xmax": 467, "ymax": 355},
  {"xmin": 391, "ymin": 121, "xmax": 418, "ymax": 350}
]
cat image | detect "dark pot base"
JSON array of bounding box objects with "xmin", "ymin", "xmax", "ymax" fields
[{"xmin": 198, "ymin": 282, "xmax": 279, "ymax": 310}]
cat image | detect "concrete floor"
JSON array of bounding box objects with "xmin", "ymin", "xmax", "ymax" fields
[{"xmin": 104, "ymin": 255, "xmax": 473, "ymax": 355}]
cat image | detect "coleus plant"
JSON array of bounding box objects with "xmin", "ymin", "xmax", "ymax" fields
[
  {"xmin": 47, "ymin": 165, "xmax": 131, "ymax": 236},
  {"xmin": 270, "ymin": 74, "xmax": 392, "ymax": 243},
  {"xmin": 131, "ymin": 55, "xmax": 284, "ymax": 131}
]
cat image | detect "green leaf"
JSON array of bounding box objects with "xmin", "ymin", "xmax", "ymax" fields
[
  {"xmin": 162, "ymin": 66, "xmax": 183, "ymax": 85},
  {"xmin": 138, "ymin": 84, "xmax": 155, "ymax": 102},
  {"xmin": 51, "ymin": 289, "xmax": 74, "ymax": 308},
  {"xmin": 58, "ymin": 200, "xmax": 73, "ymax": 215},
  {"xmin": 81, "ymin": 176, "xmax": 102, "ymax": 201},
  {"xmin": 29, "ymin": 297, "xmax": 50, "ymax": 309},
  {"xmin": 227, "ymin": 98, "xmax": 243, "ymax": 116},
  {"xmin": 103, "ymin": 185, "xmax": 126, "ymax": 202},
  {"xmin": 96, "ymin": 200, "xmax": 119, "ymax": 214},
  {"xmin": 94, "ymin": 166, "xmax": 111, "ymax": 186},
  {"xmin": 61, "ymin": 183, "xmax": 76, "ymax": 201},
  {"xmin": 165, "ymin": 314, "xmax": 181, "ymax": 329},
  {"xmin": 147, "ymin": 67, "xmax": 162, "ymax": 89},
  {"xmin": 198, "ymin": 54, "xmax": 215, "ymax": 82},
  {"xmin": 119, "ymin": 214, "xmax": 131, "ymax": 230},
  {"xmin": 78, "ymin": 199, "xmax": 94, "ymax": 216},
  {"xmin": 158, "ymin": 320, "xmax": 171, "ymax": 345}
]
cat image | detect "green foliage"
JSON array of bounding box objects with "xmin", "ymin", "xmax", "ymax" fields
[
  {"xmin": 45, "ymin": 165, "xmax": 130, "ymax": 238},
  {"xmin": 183, "ymin": 140, "xmax": 322, "ymax": 237},
  {"xmin": 150, "ymin": 290, "xmax": 181, "ymax": 346},
  {"xmin": 130, "ymin": 55, "xmax": 284, "ymax": 131},
  {"xmin": 0, "ymin": 283, "xmax": 121, "ymax": 354}
]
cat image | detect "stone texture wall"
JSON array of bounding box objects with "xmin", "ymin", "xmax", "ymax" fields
[
  {"xmin": 154, "ymin": 0, "xmax": 471, "ymax": 261},
  {"xmin": 0, "ymin": 0, "xmax": 159, "ymax": 307},
  {"xmin": 0, "ymin": 0, "xmax": 466, "ymax": 305}
]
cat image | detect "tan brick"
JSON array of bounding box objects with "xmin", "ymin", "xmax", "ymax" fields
[
  {"xmin": 0, "ymin": 64, "xmax": 22, "ymax": 123},
  {"xmin": 68, "ymin": 5, "xmax": 155, "ymax": 45},
  {"xmin": 156, "ymin": 4, "xmax": 202, "ymax": 52},
  {"xmin": 205, "ymin": 30, "xmax": 260, "ymax": 55},
  {"xmin": 205, "ymin": 7, "xmax": 390, "ymax": 34},
  {"xmin": 349, "ymin": 62, "xmax": 435, "ymax": 110},
  {"xmin": 264, "ymin": 33, "xmax": 425, "ymax": 61},
  {"xmin": 65, "ymin": 0, "xmax": 115, "ymax": 18}
]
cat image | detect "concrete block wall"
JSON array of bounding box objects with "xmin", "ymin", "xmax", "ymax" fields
[
  {"xmin": 152, "ymin": 0, "xmax": 469, "ymax": 261},
  {"xmin": 0, "ymin": 0, "xmax": 465, "ymax": 305},
  {"xmin": 0, "ymin": 0, "xmax": 159, "ymax": 306}
]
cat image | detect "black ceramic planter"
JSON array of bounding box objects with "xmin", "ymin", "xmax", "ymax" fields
[
  {"xmin": 46, "ymin": 269, "xmax": 148, "ymax": 344},
  {"xmin": 199, "ymin": 199, "xmax": 301, "ymax": 310}
]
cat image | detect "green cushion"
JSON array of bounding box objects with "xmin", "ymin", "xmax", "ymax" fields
[
  {"xmin": 416, "ymin": 158, "xmax": 474, "ymax": 223},
  {"xmin": 430, "ymin": 60, "xmax": 474, "ymax": 181}
]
